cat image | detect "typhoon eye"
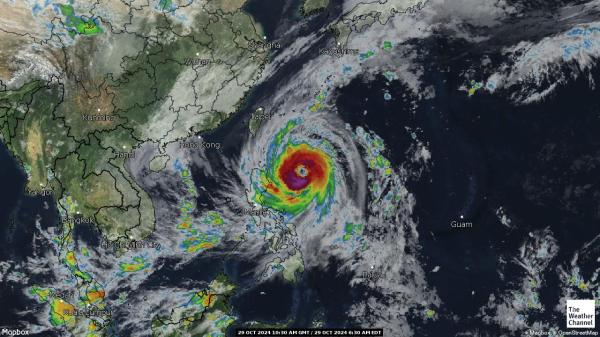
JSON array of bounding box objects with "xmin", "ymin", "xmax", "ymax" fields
[
  {"xmin": 294, "ymin": 164, "xmax": 309, "ymax": 178},
  {"xmin": 251, "ymin": 119, "xmax": 336, "ymax": 218}
]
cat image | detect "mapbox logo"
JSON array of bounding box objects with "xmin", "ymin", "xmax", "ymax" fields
[
  {"xmin": 567, "ymin": 300, "xmax": 596, "ymax": 329},
  {"xmin": 0, "ymin": 328, "xmax": 30, "ymax": 336}
]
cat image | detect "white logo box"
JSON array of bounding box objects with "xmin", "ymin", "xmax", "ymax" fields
[{"xmin": 566, "ymin": 299, "xmax": 596, "ymax": 329}]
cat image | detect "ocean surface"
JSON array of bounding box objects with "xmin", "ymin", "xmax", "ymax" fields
[{"xmin": 0, "ymin": 142, "xmax": 60, "ymax": 335}]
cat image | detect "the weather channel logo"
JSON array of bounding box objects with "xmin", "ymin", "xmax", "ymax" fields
[{"xmin": 567, "ymin": 300, "xmax": 595, "ymax": 329}]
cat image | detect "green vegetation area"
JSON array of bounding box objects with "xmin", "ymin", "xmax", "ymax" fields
[
  {"xmin": 0, "ymin": 80, "xmax": 155, "ymax": 240},
  {"xmin": 0, "ymin": 81, "xmax": 71, "ymax": 191},
  {"xmin": 249, "ymin": 106, "xmax": 271, "ymax": 136},
  {"xmin": 302, "ymin": 0, "xmax": 330, "ymax": 16},
  {"xmin": 0, "ymin": 3, "xmax": 267, "ymax": 243},
  {"xmin": 151, "ymin": 275, "xmax": 236, "ymax": 336}
]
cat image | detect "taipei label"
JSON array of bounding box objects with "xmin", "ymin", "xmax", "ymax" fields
[{"xmin": 566, "ymin": 299, "xmax": 595, "ymax": 328}]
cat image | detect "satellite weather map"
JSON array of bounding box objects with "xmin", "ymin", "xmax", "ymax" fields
[{"xmin": 1, "ymin": 0, "xmax": 600, "ymax": 336}]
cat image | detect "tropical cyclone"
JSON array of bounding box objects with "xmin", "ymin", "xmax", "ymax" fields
[{"xmin": 2, "ymin": 0, "xmax": 435, "ymax": 334}]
